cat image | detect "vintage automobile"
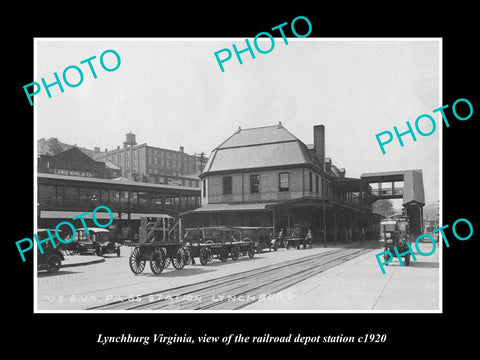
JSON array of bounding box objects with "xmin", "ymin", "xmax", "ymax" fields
[
  {"xmin": 284, "ymin": 223, "xmax": 312, "ymax": 250},
  {"xmin": 379, "ymin": 215, "xmax": 411, "ymax": 266},
  {"xmin": 232, "ymin": 226, "xmax": 275, "ymax": 253},
  {"xmin": 37, "ymin": 229, "xmax": 65, "ymax": 273},
  {"xmin": 75, "ymin": 227, "xmax": 121, "ymax": 256}
]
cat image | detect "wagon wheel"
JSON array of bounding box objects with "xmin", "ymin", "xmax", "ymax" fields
[
  {"xmin": 184, "ymin": 247, "xmax": 193, "ymax": 265},
  {"xmin": 129, "ymin": 247, "xmax": 145, "ymax": 274},
  {"xmin": 172, "ymin": 247, "xmax": 186, "ymax": 270},
  {"xmin": 383, "ymin": 252, "xmax": 391, "ymax": 265},
  {"xmin": 162, "ymin": 247, "xmax": 171, "ymax": 268},
  {"xmin": 247, "ymin": 245, "xmax": 255, "ymax": 258},
  {"xmin": 219, "ymin": 246, "xmax": 229, "ymax": 262},
  {"xmin": 199, "ymin": 246, "xmax": 210, "ymax": 265},
  {"xmin": 231, "ymin": 245, "xmax": 240, "ymax": 261},
  {"xmin": 150, "ymin": 248, "xmax": 165, "ymax": 274}
]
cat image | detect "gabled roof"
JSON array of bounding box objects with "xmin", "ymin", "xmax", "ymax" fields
[
  {"xmin": 105, "ymin": 161, "xmax": 121, "ymax": 170},
  {"xmin": 218, "ymin": 124, "xmax": 298, "ymax": 148},
  {"xmin": 203, "ymin": 124, "xmax": 315, "ymax": 174},
  {"xmin": 41, "ymin": 146, "xmax": 101, "ymax": 165}
]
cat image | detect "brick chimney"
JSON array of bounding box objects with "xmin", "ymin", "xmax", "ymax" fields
[{"xmin": 313, "ymin": 125, "xmax": 325, "ymax": 171}]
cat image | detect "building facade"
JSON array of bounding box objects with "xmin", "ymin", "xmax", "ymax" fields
[
  {"xmin": 93, "ymin": 133, "xmax": 203, "ymax": 187},
  {"xmin": 38, "ymin": 147, "xmax": 108, "ymax": 179},
  {"xmin": 181, "ymin": 123, "xmax": 375, "ymax": 244}
]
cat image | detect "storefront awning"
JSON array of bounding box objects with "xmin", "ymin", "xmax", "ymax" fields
[
  {"xmin": 40, "ymin": 211, "xmax": 173, "ymax": 220},
  {"xmin": 180, "ymin": 203, "xmax": 274, "ymax": 216},
  {"xmin": 40, "ymin": 210, "xmax": 118, "ymax": 219}
]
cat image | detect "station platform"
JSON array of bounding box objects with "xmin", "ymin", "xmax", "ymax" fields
[{"xmin": 245, "ymin": 241, "xmax": 440, "ymax": 311}]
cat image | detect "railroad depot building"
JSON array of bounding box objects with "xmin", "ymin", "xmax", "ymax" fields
[{"xmin": 180, "ymin": 123, "xmax": 378, "ymax": 244}]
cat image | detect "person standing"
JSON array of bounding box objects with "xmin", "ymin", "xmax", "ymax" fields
[
  {"xmin": 279, "ymin": 228, "xmax": 285, "ymax": 248},
  {"xmin": 306, "ymin": 229, "xmax": 313, "ymax": 248}
]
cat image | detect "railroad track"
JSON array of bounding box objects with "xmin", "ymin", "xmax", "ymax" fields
[{"xmin": 89, "ymin": 245, "xmax": 378, "ymax": 311}]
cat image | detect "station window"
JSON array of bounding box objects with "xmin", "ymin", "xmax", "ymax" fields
[
  {"xmin": 79, "ymin": 188, "xmax": 88, "ymax": 204},
  {"xmin": 38, "ymin": 185, "xmax": 56, "ymax": 206},
  {"xmin": 250, "ymin": 174, "xmax": 260, "ymax": 193},
  {"xmin": 155, "ymin": 194, "xmax": 164, "ymax": 205},
  {"xmin": 110, "ymin": 190, "xmax": 120, "ymax": 203},
  {"xmin": 223, "ymin": 176, "xmax": 232, "ymax": 195},
  {"xmin": 130, "ymin": 191, "xmax": 138, "ymax": 205},
  {"xmin": 315, "ymin": 175, "xmax": 319, "ymax": 194},
  {"xmin": 120, "ymin": 191, "xmax": 129, "ymax": 205},
  {"xmin": 101, "ymin": 189, "xmax": 109, "ymax": 202},
  {"xmin": 65, "ymin": 186, "xmax": 79, "ymax": 206},
  {"xmin": 279, "ymin": 172, "xmax": 289, "ymax": 192},
  {"xmin": 309, "ymin": 172, "xmax": 313, "ymax": 192}
]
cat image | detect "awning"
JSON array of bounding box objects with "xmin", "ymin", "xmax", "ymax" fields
[
  {"xmin": 40, "ymin": 210, "xmax": 118, "ymax": 219},
  {"xmin": 181, "ymin": 203, "xmax": 274, "ymax": 216},
  {"xmin": 128, "ymin": 213, "xmax": 173, "ymax": 220},
  {"xmin": 40, "ymin": 211, "xmax": 173, "ymax": 220}
]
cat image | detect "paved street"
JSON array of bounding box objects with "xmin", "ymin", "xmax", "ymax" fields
[
  {"xmin": 36, "ymin": 241, "xmax": 440, "ymax": 311},
  {"xmin": 245, "ymin": 241, "xmax": 440, "ymax": 311}
]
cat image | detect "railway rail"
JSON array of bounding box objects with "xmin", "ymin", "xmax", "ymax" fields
[{"xmin": 89, "ymin": 244, "xmax": 378, "ymax": 311}]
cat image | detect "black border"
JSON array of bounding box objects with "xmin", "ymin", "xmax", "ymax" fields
[{"xmin": 8, "ymin": 5, "xmax": 479, "ymax": 354}]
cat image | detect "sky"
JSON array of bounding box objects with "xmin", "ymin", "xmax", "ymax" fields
[{"xmin": 35, "ymin": 38, "xmax": 441, "ymax": 204}]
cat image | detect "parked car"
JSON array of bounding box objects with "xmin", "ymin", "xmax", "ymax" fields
[
  {"xmin": 75, "ymin": 228, "xmax": 121, "ymax": 256},
  {"xmin": 284, "ymin": 223, "xmax": 312, "ymax": 249},
  {"xmin": 232, "ymin": 226, "xmax": 274, "ymax": 252},
  {"xmin": 36, "ymin": 229, "xmax": 65, "ymax": 273},
  {"xmin": 379, "ymin": 215, "xmax": 411, "ymax": 266}
]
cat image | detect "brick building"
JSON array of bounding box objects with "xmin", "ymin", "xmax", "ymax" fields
[
  {"xmin": 93, "ymin": 133, "xmax": 203, "ymax": 187},
  {"xmin": 38, "ymin": 147, "xmax": 107, "ymax": 178},
  {"xmin": 181, "ymin": 122, "xmax": 375, "ymax": 244}
]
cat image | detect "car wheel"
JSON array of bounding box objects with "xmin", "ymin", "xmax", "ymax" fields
[
  {"xmin": 96, "ymin": 247, "xmax": 103, "ymax": 256},
  {"xmin": 46, "ymin": 255, "xmax": 61, "ymax": 273}
]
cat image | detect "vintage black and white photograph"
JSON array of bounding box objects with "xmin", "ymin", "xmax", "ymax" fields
[{"xmin": 33, "ymin": 38, "xmax": 441, "ymax": 312}]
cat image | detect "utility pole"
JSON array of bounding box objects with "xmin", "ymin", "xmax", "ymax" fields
[{"xmin": 198, "ymin": 152, "xmax": 206, "ymax": 172}]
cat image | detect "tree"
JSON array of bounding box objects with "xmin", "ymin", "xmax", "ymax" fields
[{"xmin": 372, "ymin": 199, "xmax": 394, "ymax": 215}]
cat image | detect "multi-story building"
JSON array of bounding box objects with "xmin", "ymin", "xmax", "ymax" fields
[
  {"xmin": 93, "ymin": 133, "xmax": 204, "ymax": 187},
  {"xmin": 181, "ymin": 122, "xmax": 375, "ymax": 244}
]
